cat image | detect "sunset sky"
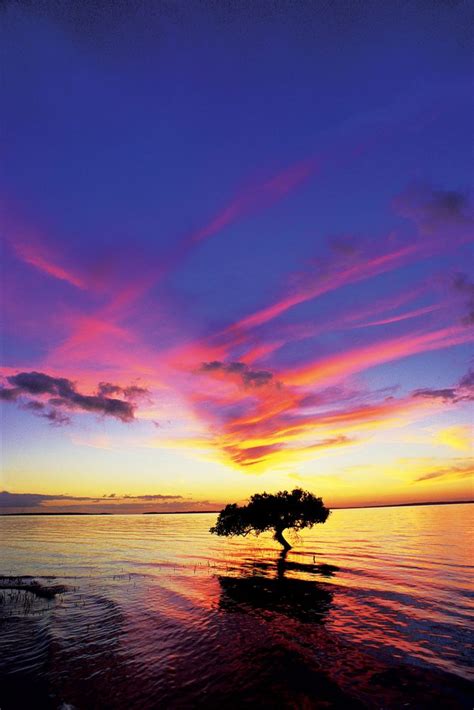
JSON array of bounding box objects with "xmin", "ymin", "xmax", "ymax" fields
[{"xmin": 1, "ymin": 1, "xmax": 473, "ymax": 514}]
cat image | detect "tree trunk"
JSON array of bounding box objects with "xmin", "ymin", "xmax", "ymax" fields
[{"xmin": 274, "ymin": 528, "xmax": 292, "ymax": 550}]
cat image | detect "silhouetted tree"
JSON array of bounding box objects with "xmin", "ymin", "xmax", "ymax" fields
[{"xmin": 210, "ymin": 488, "xmax": 330, "ymax": 549}]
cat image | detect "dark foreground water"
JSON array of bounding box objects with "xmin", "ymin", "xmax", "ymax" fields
[{"xmin": 1, "ymin": 504, "xmax": 473, "ymax": 709}]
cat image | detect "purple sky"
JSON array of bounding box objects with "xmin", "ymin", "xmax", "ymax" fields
[{"xmin": 1, "ymin": 1, "xmax": 473, "ymax": 513}]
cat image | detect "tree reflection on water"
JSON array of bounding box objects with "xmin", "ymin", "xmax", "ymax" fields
[{"xmin": 218, "ymin": 549, "xmax": 338, "ymax": 623}]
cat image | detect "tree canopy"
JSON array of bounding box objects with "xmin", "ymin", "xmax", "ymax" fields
[{"xmin": 210, "ymin": 488, "xmax": 330, "ymax": 549}]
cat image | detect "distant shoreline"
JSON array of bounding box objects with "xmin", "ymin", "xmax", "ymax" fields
[{"xmin": 1, "ymin": 500, "xmax": 472, "ymax": 516}]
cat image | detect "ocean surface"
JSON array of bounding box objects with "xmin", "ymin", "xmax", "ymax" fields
[{"xmin": 1, "ymin": 503, "xmax": 473, "ymax": 709}]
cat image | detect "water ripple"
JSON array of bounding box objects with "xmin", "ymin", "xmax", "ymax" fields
[{"xmin": 1, "ymin": 504, "xmax": 473, "ymax": 708}]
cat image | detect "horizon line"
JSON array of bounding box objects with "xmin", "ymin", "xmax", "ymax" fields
[{"xmin": 1, "ymin": 499, "xmax": 472, "ymax": 516}]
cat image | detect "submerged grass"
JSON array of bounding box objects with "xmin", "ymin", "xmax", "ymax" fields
[{"xmin": 0, "ymin": 576, "xmax": 67, "ymax": 600}]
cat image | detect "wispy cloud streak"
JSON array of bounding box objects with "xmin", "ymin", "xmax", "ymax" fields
[
  {"xmin": 282, "ymin": 326, "xmax": 473, "ymax": 388},
  {"xmin": 187, "ymin": 158, "xmax": 318, "ymax": 245},
  {"xmin": 10, "ymin": 237, "xmax": 85, "ymax": 289}
]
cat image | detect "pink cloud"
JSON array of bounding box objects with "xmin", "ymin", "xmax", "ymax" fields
[
  {"xmin": 282, "ymin": 326, "xmax": 474, "ymax": 388},
  {"xmin": 187, "ymin": 157, "xmax": 319, "ymax": 245},
  {"xmin": 12, "ymin": 238, "xmax": 85, "ymax": 289}
]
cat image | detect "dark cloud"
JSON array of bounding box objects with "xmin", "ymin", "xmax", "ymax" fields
[
  {"xmin": 97, "ymin": 382, "xmax": 122, "ymax": 397},
  {"xmin": 242, "ymin": 369, "xmax": 273, "ymax": 387},
  {"xmin": 49, "ymin": 393, "xmax": 134, "ymax": 421},
  {"xmin": 412, "ymin": 368, "xmax": 474, "ymax": 404},
  {"xmin": 0, "ymin": 387, "xmax": 20, "ymax": 401},
  {"xmin": 123, "ymin": 494, "xmax": 183, "ymax": 500},
  {"xmin": 0, "ymin": 491, "xmax": 184, "ymax": 509},
  {"xmin": 199, "ymin": 361, "xmax": 274, "ymax": 388},
  {"xmin": 5, "ymin": 371, "xmax": 138, "ymax": 423},
  {"xmin": 8, "ymin": 371, "xmax": 74, "ymax": 397},
  {"xmin": 459, "ymin": 369, "xmax": 474, "ymax": 388},
  {"xmin": 44, "ymin": 409, "xmax": 71, "ymax": 425},
  {"xmin": 0, "ymin": 491, "xmax": 96, "ymax": 508},
  {"xmin": 97, "ymin": 382, "xmax": 150, "ymax": 400},
  {"xmin": 452, "ymin": 273, "xmax": 474, "ymax": 325},
  {"xmin": 452, "ymin": 273, "xmax": 474, "ymax": 293},
  {"xmin": 123, "ymin": 385, "xmax": 149, "ymax": 399},
  {"xmin": 0, "ymin": 493, "xmax": 43, "ymax": 509},
  {"xmin": 200, "ymin": 361, "xmax": 225, "ymax": 372},
  {"xmin": 24, "ymin": 400, "xmax": 45, "ymax": 412},
  {"xmin": 395, "ymin": 185, "xmax": 473, "ymax": 231},
  {"xmin": 428, "ymin": 190, "xmax": 468, "ymax": 219},
  {"xmin": 413, "ymin": 388, "xmax": 457, "ymax": 402},
  {"xmin": 421, "ymin": 189, "xmax": 470, "ymax": 223},
  {"xmin": 22, "ymin": 399, "xmax": 71, "ymax": 425},
  {"xmin": 225, "ymin": 362, "xmax": 247, "ymax": 374}
]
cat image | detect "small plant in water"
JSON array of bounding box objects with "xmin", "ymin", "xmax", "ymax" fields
[{"xmin": 210, "ymin": 488, "xmax": 330, "ymax": 550}]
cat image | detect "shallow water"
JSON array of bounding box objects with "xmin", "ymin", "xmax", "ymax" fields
[{"xmin": 1, "ymin": 504, "xmax": 473, "ymax": 708}]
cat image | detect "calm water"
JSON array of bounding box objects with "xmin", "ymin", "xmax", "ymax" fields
[{"xmin": 1, "ymin": 504, "xmax": 473, "ymax": 708}]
